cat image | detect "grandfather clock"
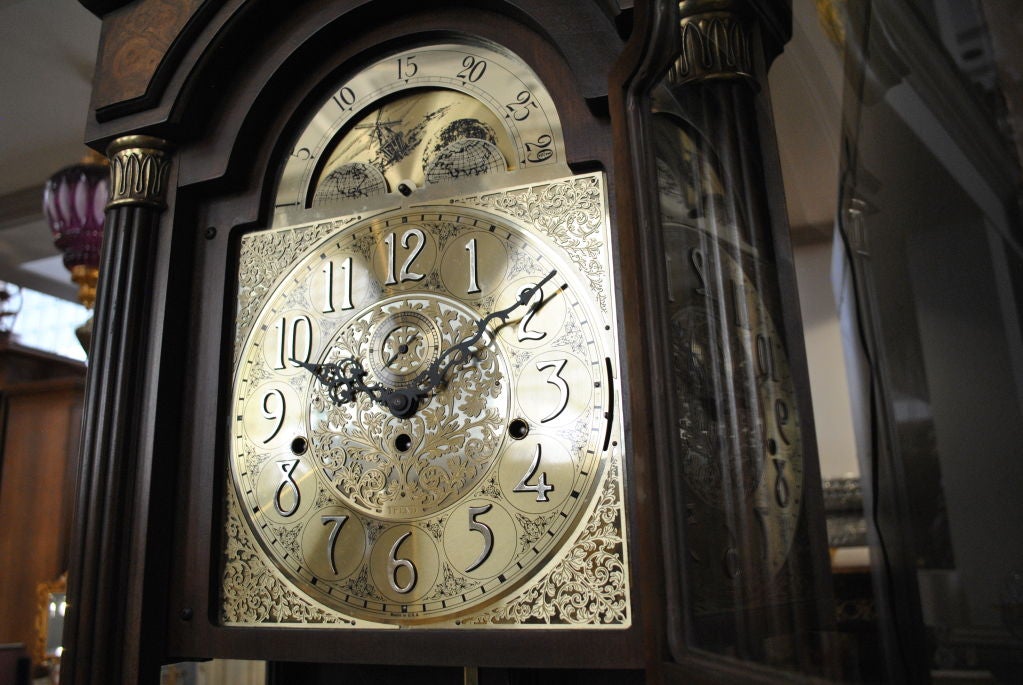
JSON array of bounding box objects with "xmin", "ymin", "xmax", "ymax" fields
[{"xmin": 64, "ymin": 0, "xmax": 835, "ymax": 683}]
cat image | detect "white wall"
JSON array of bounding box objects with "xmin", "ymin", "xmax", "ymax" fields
[{"xmin": 793, "ymin": 240, "xmax": 861, "ymax": 478}]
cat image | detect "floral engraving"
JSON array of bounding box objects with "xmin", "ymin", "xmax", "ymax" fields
[
  {"xmin": 309, "ymin": 298, "xmax": 509, "ymax": 518},
  {"xmin": 461, "ymin": 456, "xmax": 628, "ymax": 626},
  {"xmin": 461, "ymin": 177, "xmax": 609, "ymax": 311},
  {"xmin": 234, "ymin": 217, "xmax": 360, "ymax": 361},
  {"xmin": 221, "ymin": 488, "xmax": 353, "ymax": 625}
]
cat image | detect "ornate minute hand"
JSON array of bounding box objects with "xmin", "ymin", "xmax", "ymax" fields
[
  {"xmin": 425, "ymin": 269, "xmax": 556, "ymax": 390},
  {"xmin": 376, "ymin": 269, "xmax": 558, "ymax": 418}
]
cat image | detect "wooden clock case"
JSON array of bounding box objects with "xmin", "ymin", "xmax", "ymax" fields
[{"xmin": 63, "ymin": 1, "xmax": 827, "ymax": 683}]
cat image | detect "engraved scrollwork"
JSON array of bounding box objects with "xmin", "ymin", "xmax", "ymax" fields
[
  {"xmin": 242, "ymin": 448, "xmax": 272, "ymax": 477},
  {"xmin": 433, "ymin": 221, "xmax": 460, "ymax": 247},
  {"xmin": 464, "ymin": 177, "xmax": 608, "ymax": 311},
  {"xmin": 425, "ymin": 517, "xmax": 446, "ymax": 541},
  {"xmin": 341, "ymin": 565, "xmax": 384, "ymax": 602},
  {"xmin": 309, "ymin": 297, "xmax": 509, "ymax": 518},
  {"xmin": 234, "ymin": 217, "xmax": 360, "ymax": 360},
  {"xmin": 516, "ymin": 512, "xmax": 560, "ymax": 557},
  {"xmin": 553, "ymin": 316, "xmax": 585, "ymax": 353},
  {"xmin": 221, "ymin": 488, "xmax": 352, "ymax": 624},
  {"xmin": 428, "ymin": 563, "xmax": 480, "ymax": 601},
  {"xmin": 268, "ymin": 523, "xmax": 302, "ymax": 559},
  {"xmin": 463, "ymin": 457, "xmax": 628, "ymax": 625},
  {"xmin": 314, "ymin": 487, "xmax": 338, "ymax": 509},
  {"xmin": 479, "ymin": 477, "xmax": 503, "ymax": 500}
]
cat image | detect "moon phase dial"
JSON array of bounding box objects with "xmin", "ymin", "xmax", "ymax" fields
[{"xmin": 275, "ymin": 39, "xmax": 566, "ymax": 219}]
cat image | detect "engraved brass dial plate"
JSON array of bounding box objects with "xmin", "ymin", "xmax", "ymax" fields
[{"xmin": 223, "ymin": 173, "xmax": 630, "ymax": 628}]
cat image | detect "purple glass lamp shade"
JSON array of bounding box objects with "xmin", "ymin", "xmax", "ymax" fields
[
  {"xmin": 43, "ymin": 163, "xmax": 109, "ymax": 271},
  {"xmin": 43, "ymin": 162, "xmax": 109, "ymax": 309}
]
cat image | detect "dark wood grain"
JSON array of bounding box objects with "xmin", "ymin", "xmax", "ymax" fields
[
  {"xmin": 89, "ymin": 0, "xmax": 209, "ymax": 114},
  {"xmin": 61, "ymin": 181, "xmax": 182, "ymax": 685}
]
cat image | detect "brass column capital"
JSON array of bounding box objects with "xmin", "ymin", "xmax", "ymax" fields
[
  {"xmin": 106, "ymin": 135, "xmax": 173, "ymax": 210},
  {"xmin": 669, "ymin": 0, "xmax": 756, "ymax": 88}
]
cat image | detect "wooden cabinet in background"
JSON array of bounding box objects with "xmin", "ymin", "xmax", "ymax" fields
[{"xmin": 0, "ymin": 338, "xmax": 85, "ymax": 663}]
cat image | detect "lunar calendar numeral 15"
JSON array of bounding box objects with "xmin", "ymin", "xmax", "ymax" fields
[
  {"xmin": 396, "ymin": 55, "xmax": 418, "ymax": 79},
  {"xmin": 323, "ymin": 257, "xmax": 354, "ymax": 312},
  {"xmin": 514, "ymin": 444, "xmax": 554, "ymax": 502}
]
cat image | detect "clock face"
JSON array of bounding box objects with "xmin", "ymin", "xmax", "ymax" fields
[
  {"xmin": 222, "ymin": 35, "xmax": 627, "ymax": 630},
  {"xmin": 228, "ymin": 201, "xmax": 619, "ymax": 623},
  {"xmin": 664, "ymin": 234, "xmax": 803, "ymax": 609}
]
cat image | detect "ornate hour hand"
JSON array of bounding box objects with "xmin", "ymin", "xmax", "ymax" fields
[{"xmin": 290, "ymin": 357, "xmax": 389, "ymax": 407}]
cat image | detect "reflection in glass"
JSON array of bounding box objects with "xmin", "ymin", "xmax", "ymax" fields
[{"xmin": 651, "ymin": 81, "xmax": 833, "ymax": 674}]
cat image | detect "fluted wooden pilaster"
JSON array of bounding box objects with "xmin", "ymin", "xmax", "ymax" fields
[{"xmin": 62, "ymin": 135, "xmax": 173, "ymax": 685}]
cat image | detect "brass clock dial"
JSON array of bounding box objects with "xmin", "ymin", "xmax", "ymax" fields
[
  {"xmin": 224, "ymin": 35, "xmax": 627, "ymax": 630},
  {"xmin": 225, "ymin": 174, "xmax": 628, "ymax": 626}
]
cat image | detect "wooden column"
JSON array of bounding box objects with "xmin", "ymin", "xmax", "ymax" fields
[{"xmin": 62, "ymin": 135, "xmax": 173, "ymax": 685}]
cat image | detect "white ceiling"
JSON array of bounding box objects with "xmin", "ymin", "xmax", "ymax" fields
[
  {"xmin": 0, "ymin": 0, "xmax": 840, "ymax": 304},
  {"xmin": 0, "ymin": 0, "xmax": 100, "ymax": 302}
]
